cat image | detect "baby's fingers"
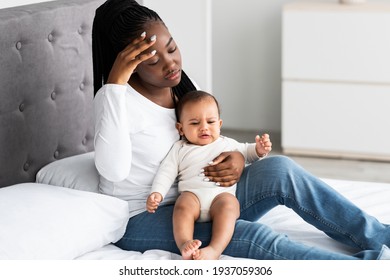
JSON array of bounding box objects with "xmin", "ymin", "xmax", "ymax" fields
[
  {"xmin": 255, "ymin": 133, "xmax": 272, "ymax": 155},
  {"xmin": 256, "ymin": 134, "xmax": 271, "ymax": 145}
]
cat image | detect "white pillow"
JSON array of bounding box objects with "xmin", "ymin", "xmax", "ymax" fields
[
  {"xmin": 36, "ymin": 152, "xmax": 99, "ymax": 193},
  {"xmin": 0, "ymin": 183, "xmax": 129, "ymax": 260}
]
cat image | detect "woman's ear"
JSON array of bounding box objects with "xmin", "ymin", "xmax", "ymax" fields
[{"xmin": 176, "ymin": 122, "xmax": 184, "ymax": 136}]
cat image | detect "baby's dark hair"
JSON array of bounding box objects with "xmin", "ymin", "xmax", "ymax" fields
[
  {"xmin": 92, "ymin": 0, "xmax": 196, "ymax": 98},
  {"xmin": 175, "ymin": 90, "xmax": 221, "ymax": 122}
]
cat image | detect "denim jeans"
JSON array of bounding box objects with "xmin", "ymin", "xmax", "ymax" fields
[{"xmin": 115, "ymin": 156, "xmax": 390, "ymax": 259}]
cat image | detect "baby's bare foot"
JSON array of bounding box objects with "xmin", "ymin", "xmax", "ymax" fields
[
  {"xmin": 181, "ymin": 240, "xmax": 202, "ymax": 260},
  {"xmin": 192, "ymin": 246, "xmax": 220, "ymax": 260}
]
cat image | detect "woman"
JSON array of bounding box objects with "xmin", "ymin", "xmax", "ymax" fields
[{"xmin": 92, "ymin": 0, "xmax": 390, "ymax": 260}]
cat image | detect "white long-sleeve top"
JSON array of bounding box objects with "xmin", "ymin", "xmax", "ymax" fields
[
  {"xmin": 94, "ymin": 84, "xmax": 180, "ymax": 217},
  {"xmin": 151, "ymin": 137, "xmax": 260, "ymax": 199}
]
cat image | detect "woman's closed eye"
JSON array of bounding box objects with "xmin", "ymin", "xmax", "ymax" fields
[
  {"xmin": 168, "ymin": 46, "xmax": 177, "ymax": 53},
  {"xmin": 146, "ymin": 46, "xmax": 177, "ymax": 66},
  {"xmin": 147, "ymin": 59, "xmax": 159, "ymax": 66}
]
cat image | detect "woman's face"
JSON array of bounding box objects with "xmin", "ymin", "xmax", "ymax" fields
[{"xmin": 135, "ymin": 21, "xmax": 182, "ymax": 89}]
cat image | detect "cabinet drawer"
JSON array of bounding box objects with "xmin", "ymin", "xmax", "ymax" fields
[
  {"xmin": 283, "ymin": 5, "xmax": 390, "ymax": 83},
  {"xmin": 282, "ymin": 81, "xmax": 390, "ymax": 160}
]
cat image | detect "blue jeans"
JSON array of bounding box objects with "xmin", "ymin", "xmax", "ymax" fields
[{"xmin": 115, "ymin": 156, "xmax": 390, "ymax": 259}]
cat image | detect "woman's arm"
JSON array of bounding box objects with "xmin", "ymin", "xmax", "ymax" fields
[
  {"xmin": 94, "ymin": 33, "xmax": 157, "ymax": 182},
  {"xmin": 202, "ymin": 151, "xmax": 245, "ymax": 187},
  {"xmin": 94, "ymin": 85, "xmax": 132, "ymax": 182}
]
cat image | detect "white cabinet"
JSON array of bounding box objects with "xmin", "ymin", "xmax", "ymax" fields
[{"xmin": 282, "ymin": 1, "xmax": 390, "ymax": 161}]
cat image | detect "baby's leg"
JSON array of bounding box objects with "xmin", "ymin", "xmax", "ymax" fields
[
  {"xmin": 173, "ymin": 191, "xmax": 202, "ymax": 260},
  {"xmin": 193, "ymin": 193, "xmax": 240, "ymax": 260}
]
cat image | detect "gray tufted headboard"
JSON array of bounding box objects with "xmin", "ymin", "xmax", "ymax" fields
[{"xmin": 0, "ymin": 0, "xmax": 105, "ymax": 188}]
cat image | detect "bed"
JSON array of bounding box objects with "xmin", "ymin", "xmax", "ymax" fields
[{"xmin": 1, "ymin": 0, "xmax": 390, "ymax": 260}]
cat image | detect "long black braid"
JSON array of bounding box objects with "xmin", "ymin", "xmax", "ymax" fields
[{"xmin": 92, "ymin": 0, "xmax": 196, "ymax": 100}]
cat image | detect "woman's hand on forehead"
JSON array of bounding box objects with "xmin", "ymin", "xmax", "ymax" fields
[{"xmin": 107, "ymin": 32, "xmax": 157, "ymax": 85}]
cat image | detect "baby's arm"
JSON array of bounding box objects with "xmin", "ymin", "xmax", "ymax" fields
[
  {"xmin": 147, "ymin": 141, "xmax": 181, "ymax": 213},
  {"xmin": 146, "ymin": 192, "xmax": 163, "ymax": 213},
  {"xmin": 255, "ymin": 133, "xmax": 272, "ymax": 157}
]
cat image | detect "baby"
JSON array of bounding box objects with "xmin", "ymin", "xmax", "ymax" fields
[{"xmin": 146, "ymin": 90, "xmax": 272, "ymax": 260}]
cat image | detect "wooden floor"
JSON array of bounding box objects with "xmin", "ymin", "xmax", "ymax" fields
[{"xmin": 222, "ymin": 129, "xmax": 390, "ymax": 184}]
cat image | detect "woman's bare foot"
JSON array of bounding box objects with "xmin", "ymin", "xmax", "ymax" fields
[
  {"xmin": 180, "ymin": 240, "xmax": 202, "ymax": 260},
  {"xmin": 192, "ymin": 246, "xmax": 221, "ymax": 260}
]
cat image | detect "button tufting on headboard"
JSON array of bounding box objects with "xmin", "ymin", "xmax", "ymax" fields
[
  {"xmin": 15, "ymin": 41, "xmax": 22, "ymax": 50},
  {"xmin": 23, "ymin": 162, "xmax": 30, "ymax": 172},
  {"xmin": 19, "ymin": 103, "xmax": 25, "ymax": 112},
  {"xmin": 0, "ymin": 0, "xmax": 105, "ymax": 188},
  {"xmin": 48, "ymin": 33, "xmax": 54, "ymax": 42},
  {"xmin": 78, "ymin": 26, "xmax": 84, "ymax": 35}
]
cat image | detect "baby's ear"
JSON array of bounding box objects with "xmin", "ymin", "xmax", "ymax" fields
[{"xmin": 176, "ymin": 122, "xmax": 184, "ymax": 136}]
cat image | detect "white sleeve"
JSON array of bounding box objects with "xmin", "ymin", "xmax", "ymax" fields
[
  {"xmin": 94, "ymin": 84, "xmax": 132, "ymax": 182},
  {"xmin": 229, "ymin": 138, "xmax": 260, "ymax": 164},
  {"xmin": 243, "ymin": 143, "xmax": 261, "ymax": 163},
  {"xmin": 150, "ymin": 142, "xmax": 180, "ymax": 199}
]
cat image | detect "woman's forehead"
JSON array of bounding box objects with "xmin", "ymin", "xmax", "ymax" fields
[
  {"xmin": 144, "ymin": 21, "xmax": 170, "ymax": 38},
  {"xmin": 140, "ymin": 22, "xmax": 174, "ymax": 55}
]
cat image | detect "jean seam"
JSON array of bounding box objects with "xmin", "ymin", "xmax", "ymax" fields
[
  {"xmin": 240, "ymin": 191, "xmax": 365, "ymax": 250},
  {"xmin": 289, "ymin": 194, "xmax": 365, "ymax": 250},
  {"xmin": 228, "ymin": 237, "xmax": 289, "ymax": 260}
]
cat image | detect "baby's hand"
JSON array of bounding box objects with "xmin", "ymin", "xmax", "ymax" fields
[
  {"xmin": 255, "ymin": 133, "xmax": 272, "ymax": 158},
  {"xmin": 146, "ymin": 192, "xmax": 163, "ymax": 213}
]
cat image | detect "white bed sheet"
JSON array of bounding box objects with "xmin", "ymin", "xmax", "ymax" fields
[{"xmin": 76, "ymin": 178, "xmax": 390, "ymax": 260}]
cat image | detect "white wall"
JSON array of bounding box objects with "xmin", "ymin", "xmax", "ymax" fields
[
  {"xmin": 212, "ymin": 0, "xmax": 291, "ymax": 132},
  {"xmin": 212, "ymin": 0, "xmax": 390, "ymax": 133}
]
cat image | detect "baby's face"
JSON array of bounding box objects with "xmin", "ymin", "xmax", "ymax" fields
[{"xmin": 177, "ymin": 97, "xmax": 222, "ymax": 146}]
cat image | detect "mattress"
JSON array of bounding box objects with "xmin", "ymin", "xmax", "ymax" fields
[{"xmin": 76, "ymin": 178, "xmax": 390, "ymax": 260}]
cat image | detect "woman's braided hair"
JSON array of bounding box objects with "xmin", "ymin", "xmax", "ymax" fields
[{"xmin": 92, "ymin": 0, "xmax": 196, "ymax": 100}]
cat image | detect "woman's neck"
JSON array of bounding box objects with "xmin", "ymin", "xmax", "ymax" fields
[{"xmin": 129, "ymin": 76, "xmax": 175, "ymax": 109}]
